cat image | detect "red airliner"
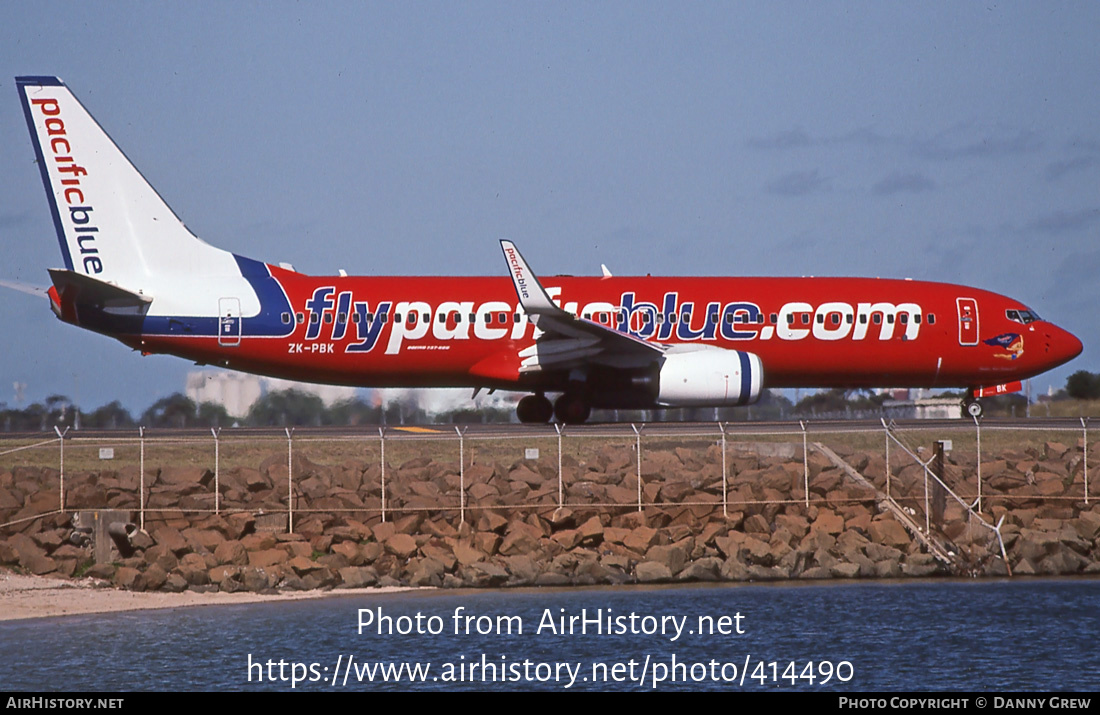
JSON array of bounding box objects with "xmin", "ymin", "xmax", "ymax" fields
[{"xmin": 16, "ymin": 76, "xmax": 1082, "ymax": 423}]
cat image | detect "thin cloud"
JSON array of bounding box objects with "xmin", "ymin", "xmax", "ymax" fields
[
  {"xmin": 765, "ymin": 169, "xmax": 830, "ymax": 197},
  {"xmin": 0, "ymin": 210, "xmax": 32, "ymax": 230},
  {"xmin": 1023, "ymin": 208, "xmax": 1100, "ymax": 236},
  {"xmin": 872, "ymin": 172, "xmax": 935, "ymax": 196},
  {"xmin": 1046, "ymin": 156, "xmax": 1099, "ymax": 182},
  {"xmin": 912, "ymin": 129, "xmax": 1042, "ymax": 161},
  {"xmin": 748, "ymin": 127, "xmax": 894, "ymax": 151},
  {"xmin": 748, "ymin": 125, "xmax": 1043, "ymax": 161},
  {"xmin": 747, "ymin": 128, "xmax": 814, "ymax": 150}
]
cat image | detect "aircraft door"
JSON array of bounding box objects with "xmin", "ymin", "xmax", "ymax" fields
[
  {"xmin": 218, "ymin": 297, "xmax": 242, "ymax": 347},
  {"xmin": 956, "ymin": 297, "xmax": 979, "ymax": 346}
]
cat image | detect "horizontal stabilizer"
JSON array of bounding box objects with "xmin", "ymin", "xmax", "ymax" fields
[{"xmin": 49, "ymin": 269, "xmax": 152, "ymax": 307}]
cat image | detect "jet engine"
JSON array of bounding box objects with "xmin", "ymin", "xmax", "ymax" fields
[{"xmin": 655, "ymin": 347, "xmax": 764, "ymax": 406}]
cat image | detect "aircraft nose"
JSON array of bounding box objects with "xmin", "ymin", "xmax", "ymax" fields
[{"xmin": 1048, "ymin": 325, "xmax": 1083, "ymax": 367}]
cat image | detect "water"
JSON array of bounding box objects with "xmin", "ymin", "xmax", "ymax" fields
[{"xmin": 3, "ymin": 579, "xmax": 1099, "ymax": 691}]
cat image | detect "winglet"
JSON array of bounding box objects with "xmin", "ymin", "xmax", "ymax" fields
[
  {"xmin": 499, "ymin": 240, "xmax": 558, "ymax": 314},
  {"xmin": 601, "ymin": 264, "xmax": 613, "ymax": 278}
]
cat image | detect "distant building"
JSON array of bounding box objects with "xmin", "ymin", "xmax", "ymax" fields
[
  {"xmin": 372, "ymin": 387, "xmax": 518, "ymax": 417},
  {"xmin": 185, "ymin": 370, "xmax": 358, "ymax": 418},
  {"xmin": 882, "ymin": 397, "xmax": 962, "ymax": 420}
]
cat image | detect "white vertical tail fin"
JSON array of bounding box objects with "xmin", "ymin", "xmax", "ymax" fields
[{"xmin": 16, "ymin": 76, "xmax": 240, "ymax": 296}]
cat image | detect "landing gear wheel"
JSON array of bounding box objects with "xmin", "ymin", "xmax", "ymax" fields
[
  {"xmin": 964, "ymin": 398, "xmax": 983, "ymax": 418},
  {"xmin": 554, "ymin": 393, "xmax": 591, "ymax": 425},
  {"xmin": 517, "ymin": 394, "xmax": 553, "ymax": 424}
]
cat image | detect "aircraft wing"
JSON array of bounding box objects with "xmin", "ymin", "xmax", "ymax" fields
[{"xmin": 500, "ymin": 240, "xmax": 663, "ymax": 373}]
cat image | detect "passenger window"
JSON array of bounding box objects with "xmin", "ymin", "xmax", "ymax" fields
[
  {"xmin": 324, "ymin": 314, "xmax": 333, "ymax": 324},
  {"xmin": 396, "ymin": 313, "xmax": 403, "ymax": 324},
  {"xmin": 786, "ymin": 314, "xmax": 794, "ymax": 325},
  {"xmin": 887, "ymin": 314, "xmax": 894, "ymax": 324},
  {"xmin": 281, "ymin": 312, "xmax": 291, "ymax": 324},
  {"xmin": 770, "ymin": 313, "xmax": 778, "ymax": 324},
  {"xmin": 873, "ymin": 314, "xmax": 881, "ymax": 324},
  {"xmin": 498, "ymin": 312, "xmax": 507, "ymax": 324},
  {"xmin": 310, "ymin": 313, "xmax": 320, "ymax": 324},
  {"xmin": 296, "ymin": 313, "xmax": 305, "ymax": 324},
  {"xmin": 801, "ymin": 314, "xmax": 810, "ymax": 325},
  {"xmin": 899, "ymin": 314, "xmax": 908, "ymax": 324},
  {"xmin": 816, "ymin": 314, "xmax": 824, "ymax": 324},
  {"xmin": 928, "ymin": 314, "xmax": 935, "ymax": 325}
]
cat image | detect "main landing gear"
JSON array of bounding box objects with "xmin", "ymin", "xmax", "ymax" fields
[
  {"xmin": 515, "ymin": 392, "xmax": 592, "ymax": 424},
  {"xmin": 553, "ymin": 392, "xmax": 591, "ymax": 425},
  {"xmin": 516, "ymin": 394, "xmax": 553, "ymax": 424}
]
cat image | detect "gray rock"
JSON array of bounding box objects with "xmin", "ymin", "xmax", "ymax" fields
[{"xmin": 635, "ymin": 561, "xmax": 673, "ymax": 583}]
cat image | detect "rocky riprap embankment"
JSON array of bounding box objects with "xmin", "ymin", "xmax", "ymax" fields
[{"xmin": 2, "ymin": 440, "xmax": 1098, "ymax": 592}]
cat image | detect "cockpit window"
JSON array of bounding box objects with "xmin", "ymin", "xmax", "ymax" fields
[{"xmin": 1006, "ymin": 308, "xmax": 1041, "ymax": 325}]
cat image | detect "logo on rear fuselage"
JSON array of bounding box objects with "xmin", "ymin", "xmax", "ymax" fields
[{"xmin": 29, "ymin": 97, "xmax": 104, "ymax": 275}]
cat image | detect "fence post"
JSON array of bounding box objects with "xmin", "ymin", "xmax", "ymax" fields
[
  {"xmin": 800, "ymin": 420, "xmax": 809, "ymax": 508},
  {"xmin": 456, "ymin": 426, "xmax": 467, "ymax": 526},
  {"xmin": 139, "ymin": 426, "xmax": 146, "ymax": 531},
  {"xmin": 211, "ymin": 427, "xmax": 221, "ymax": 515},
  {"xmin": 285, "ymin": 427, "xmax": 294, "ymax": 534},
  {"xmin": 555, "ymin": 423, "xmax": 565, "ymax": 513},
  {"xmin": 54, "ymin": 426, "xmax": 68, "ymax": 512},
  {"xmin": 973, "ymin": 413, "xmax": 982, "ymax": 512},
  {"xmin": 923, "ymin": 462, "xmax": 931, "ymax": 535},
  {"xmin": 881, "ymin": 418, "xmax": 891, "ymax": 500},
  {"xmin": 718, "ymin": 422, "xmax": 728, "ymax": 518},
  {"xmin": 1083, "ymin": 417, "xmax": 1090, "ymax": 505},
  {"xmin": 379, "ymin": 427, "xmax": 387, "ymax": 522},
  {"xmin": 632, "ymin": 423, "xmax": 644, "ymax": 514}
]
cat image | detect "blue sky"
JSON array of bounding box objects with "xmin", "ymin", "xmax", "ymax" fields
[{"xmin": 1, "ymin": 2, "xmax": 1098, "ymax": 412}]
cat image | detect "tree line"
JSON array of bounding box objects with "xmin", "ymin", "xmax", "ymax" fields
[{"xmin": 2, "ymin": 370, "xmax": 1097, "ymax": 431}]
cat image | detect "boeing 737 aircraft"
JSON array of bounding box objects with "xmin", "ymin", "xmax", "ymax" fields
[{"xmin": 14, "ymin": 76, "xmax": 1083, "ymax": 423}]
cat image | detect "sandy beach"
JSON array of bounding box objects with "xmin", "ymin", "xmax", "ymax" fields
[{"xmin": 0, "ymin": 569, "xmax": 415, "ymax": 622}]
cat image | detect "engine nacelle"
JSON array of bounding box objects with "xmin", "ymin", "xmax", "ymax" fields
[{"xmin": 656, "ymin": 347, "xmax": 764, "ymax": 407}]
